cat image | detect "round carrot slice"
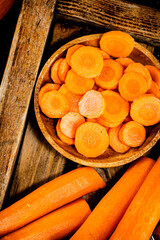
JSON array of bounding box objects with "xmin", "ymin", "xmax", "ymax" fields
[
  {"xmin": 95, "ymin": 59, "xmax": 124, "ymax": 90},
  {"xmin": 145, "ymin": 65, "xmax": 160, "ymax": 87},
  {"xmin": 58, "ymin": 58, "xmax": 70, "ymax": 82},
  {"xmin": 78, "ymin": 90, "xmax": 105, "ymax": 118},
  {"xmin": 70, "ymin": 46, "xmax": 104, "ymax": 78},
  {"xmin": 130, "ymin": 94, "xmax": 160, "ymax": 126},
  {"xmin": 115, "ymin": 57, "xmax": 134, "ymax": 68},
  {"xmin": 50, "ymin": 58, "xmax": 63, "ymax": 84},
  {"xmin": 56, "ymin": 119, "xmax": 74, "ymax": 145},
  {"xmin": 100, "ymin": 31, "xmax": 135, "ymax": 58},
  {"xmin": 38, "ymin": 83, "xmax": 60, "ymax": 102},
  {"xmin": 66, "ymin": 44, "xmax": 83, "ymax": 65},
  {"xmin": 75, "ymin": 122, "xmax": 109, "ymax": 158},
  {"xmin": 118, "ymin": 121, "xmax": 146, "ymax": 147}
]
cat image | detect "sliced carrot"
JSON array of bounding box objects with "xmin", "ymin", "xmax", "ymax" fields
[
  {"xmin": 70, "ymin": 156, "xmax": 155, "ymax": 240},
  {"xmin": 78, "ymin": 90, "xmax": 105, "ymax": 118},
  {"xmin": 39, "ymin": 90, "xmax": 69, "ymax": 118},
  {"xmin": 59, "ymin": 84, "xmax": 82, "ymax": 113},
  {"xmin": 56, "ymin": 119, "xmax": 74, "ymax": 145},
  {"xmin": 95, "ymin": 47, "xmax": 110, "ymax": 59},
  {"xmin": 1, "ymin": 199, "xmax": 91, "ymax": 240},
  {"xmin": 124, "ymin": 62, "xmax": 152, "ymax": 89},
  {"xmin": 100, "ymin": 90, "xmax": 129, "ymax": 123},
  {"xmin": 108, "ymin": 124, "xmax": 130, "ymax": 153},
  {"xmin": 70, "ymin": 46, "xmax": 104, "ymax": 78},
  {"xmin": 145, "ymin": 65, "xmax": 160, "ymax": 87},
  {"xmin": 100, "ymin": 31, "xmax": 135, "ymax": 58},
  {"xmin": 75, "ymin": 122, "xmax": 109, "ymax": 158},
  {"xmin": 66, "ymin": 44, "xmax": 83, "ymax": 65},
  {"xmin": 58, "ymin": 58, "xmax": 70, "ymax": 82},
  {"xmin": 50, "ymin": 58, "xmax": 63, "ymax": 84},
  {"xmin": 95, "ymin": 59, "xmax": 124, "ymax": 90},
  {"xmin": 118, "ymin": 120, "xmax": 146, "ymax": 147},
  {"xmin": 65, "ymin": 69, "xmax": 95, "ymax": 95},
  {"xmin": 118, "ymin": 72, "xmax": 148, "ymax": 101},
  {"xmin": 130, "ymin": 94, "xmax": 160, "ymax": 126},
  {"xmin": 60, "ymin": 112, "xmax": 85, "ymax": 138},
  {"xmin": 96, "ymin": 117, "xmax": 123, "ymax": 128},
  {"xmin": 115, "ymin": 57, "xmax": 134, "ymax": 68},
  {"xmin": 38, "ymin": 83, "xmax": 60, "ymax": 101},
  {"xmin": 110, "ymin": 156, "xmax": 160, "ymax": 240},
  {"xmin": 86, "ymin": 118, "xmax": 98, "ymax": 123},
  {"xmin": 147, "ymin": 80, "xmax": 160, "ymax": 98},
  {"xmin": 0, "ymin": 167, "xmax": 106, "ymax": 237}
]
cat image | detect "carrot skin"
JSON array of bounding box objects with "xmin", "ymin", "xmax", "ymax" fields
[
  {"xmin": 70, "ymin": 157, "xmax": 155, "ymax": 240},
  {"xmin": 0, "ymin": 167, "xmax": 105, "ymax": 237},
  {"xmin": 110, "ymin": 156, "xmax": 160, "ymax": 240}
]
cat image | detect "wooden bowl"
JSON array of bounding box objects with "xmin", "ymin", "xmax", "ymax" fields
[{"xmin": 34, "ymin": 34, "xmax": 160, "ymax": 168}]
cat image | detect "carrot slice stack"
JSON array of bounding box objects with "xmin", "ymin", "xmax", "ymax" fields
[{"xmin": 38, "ymin": 83, "xmax": 60, "ymax": 101}]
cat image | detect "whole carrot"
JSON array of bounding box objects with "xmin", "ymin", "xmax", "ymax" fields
[
  {"xmin": 0, "ymin": 167, "xmax": 105, "ymax": 237},
  {"xmin": 1, "ymin": 198, "xmax": 91, "ymax": 240},
  {"xmin": 70, "ymin": 157, "xmax": 155, "ymax": 240},
  {"xmin": 110, "ymin": 156, "xmax": 160, "ymax": 240}
]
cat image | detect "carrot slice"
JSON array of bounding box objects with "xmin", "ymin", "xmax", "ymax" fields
[
  {"xmin": 118, "ymin": 121, "xmax": 146, "ymax": 147},
  {"xmin": 95, "ymin": 47, "xmax": 110, "ymax": 59},
  {"xmin": 110, "ymin": 156, "xmax": 160, "ymax": 240},
  {"xmin": 60, "ymin": 112, "xmax": 85, "ymax": 138},
  {"xmin": 0, "ymin": 167, "xmax": 106, "ymax": 237},
  {"xmin": 124, "ymin": 62, "xmax": 152, "ymax": 89},
  {"xmin": 59, "ymin": 84, "xmax": 82, "ymax": 113},
  {"xmin": 58, "ymin": 58, "xmax": 70, "ymax": 82},
  {"xmin": 71, "ymin": 156, "xmax": 155, "ymax": 240},
  {"xmin": 147, "ymin": 80, "xmax": 160, "ymax": 98},
  {"xmin": 50, "ymin": 58, "xmax": 63, "ymax": 84},
  {"xmin": 108, "ymin": 125, "xmax": 130, "ymax": 153},
  {"xmin": 70, "ymin": 46, "xmax": 104, "ymax": 78},
  {"xmin": 38, "ymin": 83, "xmax": 60, "ymax": 101},
  {"xmin": 1, "ymin": 199, "xmax": 91, "ymax": 240},
  {"xmin": 100, "ymin": 31, "xmax": 135, "ymax": 58},
  {"xmin": 145, "ymin": 65, "xmax": 160, "ymax": 87},
  {"xmin": 115, "ymin": 57, "xmax": 134, "ymax": 68},
  {"xmin": 66, "ymin": 44, "xmax": 83, "ymax": 65},
  {"xmin": 95, "ymin": 59, "xmax": 124, "ymax": 90},
  {"xmin": 56, "ymin": 119, "xmax": 74, "ymax": 145},
  {"xmin": 97, "ymin": 117, "xmax": 123, "ymax": 128},
  {"xmin": 65, "ymin": 69, "xmax": 95, "ymax": 95},
  {"xmin": 118, "ymin": 72, "xmax": 148, "ymax": 101},
  {"xmin": 39, "ymin": 90, "xmax": 69, "ymax": 118},
  {"xmin": 78, "ymin": 90, "xmax": 105, "ymax": 118},
  {"xmin": 130, "ymin": 94, "xmax": 160, "ymax": 126},
  {"xmin": 100, "ymin": 90, "xmax": 129, "ymax": 123},
  {"xmin": 75, "ymin": 122, "xmax": 109, "ymax": 158}
]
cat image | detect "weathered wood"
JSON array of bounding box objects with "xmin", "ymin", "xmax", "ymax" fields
[
  {"xmin": 56, "ymin": 0, "xmax": 160, "ymax": 46},
  {"xmin": 0, "ymin": 0, "xmax": 57, "ymax": 209}
]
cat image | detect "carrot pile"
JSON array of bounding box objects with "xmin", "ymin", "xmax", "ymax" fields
[{"xmin": 38, "ymin": 30, "xmax": 160, "ymax": 158}]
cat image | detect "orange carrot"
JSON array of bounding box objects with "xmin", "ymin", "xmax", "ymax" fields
[
  {"xmin": 147, "ymin": 80, "xmax": 160, "ymax": 98},
  {"xmin": 96, "ymin": 117, "xmax": 123, "ymax": 128},
  {"xmin": 100, "ymin": 90, "xmax": 129, "ymax": 123},
  {"xmin": 75, "ymin": 122, "xmax": 109, "ymax": 158},
  {"xmin": 1, "ymin": 198, "xmax": 91, "ymax": 240},
  {"xmin": 145, "ymin": 65, "xmax": 160, "ymax": 87},
  {"xmin": 59, "ymin": 84, "xmax": 82, "ymax": 113},
  {"xmin": 70, "ymin": 156, "xmax": 155, "ymax": 240},
  {"xmin": 100, "ymin": 31, "xmax": 135, "ymax": 58},
  {"xmin": 0, "ymin": 167, "xmax": 106, "ymax": 237},
  {"xmin": 56, "ymin": 119, "xmax": 74, "ymax": 145},
  {"xmin": 118, "ymin": 72, "xmax": 148, "ymax": 101},
  {"xmin": 108, "ymin": 124, "xmax": 130, "ymax": 153},
  {"xmin": 110, "ymin": 156, "xmax": 160, "ymax": 240},
  {"xmin": 95, "ymin": 59, "xmax": 124, "ymax": 90},
  {"xmin": 124, "ymin": 62, "xmax": 152, "ymax": 89},
  {"xmin": 39, "ymin": 90, "xmax": 69, "ymax": 118},
  {"xmin": 60, "ymin": 112, "xmax": 85, "ymax": 138},
  {"xmin": 70, "ymin": 46, "xmax": 104, "ymax": 78},
  {"xmin": 95, "ymin": 47, "xmax": 110, "ymax": 59},
  {"xmin": 50, "ymin": 58, "xmax": 63, "ymax": 84},
  {"xmin": 130, "ymin": 94, "xmax": 160, "ymax": 126},
  {"xmin": 38, "ymin": 83, "xmax": 60, "ymax": 101},
  {"xmin": 66, "ymin": 44, "xmax": 83, "ymax": 65},
  {"xmin": 78, "ymin": 90, "xmax": 105, "ymax": 118},
  {"xmin": 118, "ymin": 120, "xmax": 146, "ymax": 147},
  {"xmin": 65, "ymin": 69, "xmax": 95, "ymax": 95},
  {"xmin": 58, "ymin": 58, "xmax": 71, "ymax": 82},
  {"xmin": 115, "ymin": 57, "xmax": 134, "ymax": 68}
]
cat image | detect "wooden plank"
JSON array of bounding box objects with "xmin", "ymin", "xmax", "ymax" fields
[
  {"xmin": 56, "ymin": 0, "xmax": 160, "ymax": 46},
  {"xmin": 0, "ymin": 0, "xmax": 57, "ymax": 209}
]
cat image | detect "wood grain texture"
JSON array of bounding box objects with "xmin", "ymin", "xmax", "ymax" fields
[
  {"xmin": 56, "ymin": 0, "xmax": 160, "ymax": 46},
  {"xmin": 0, "ymin": 0, "xmax": 57, "ymax": 209}
]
